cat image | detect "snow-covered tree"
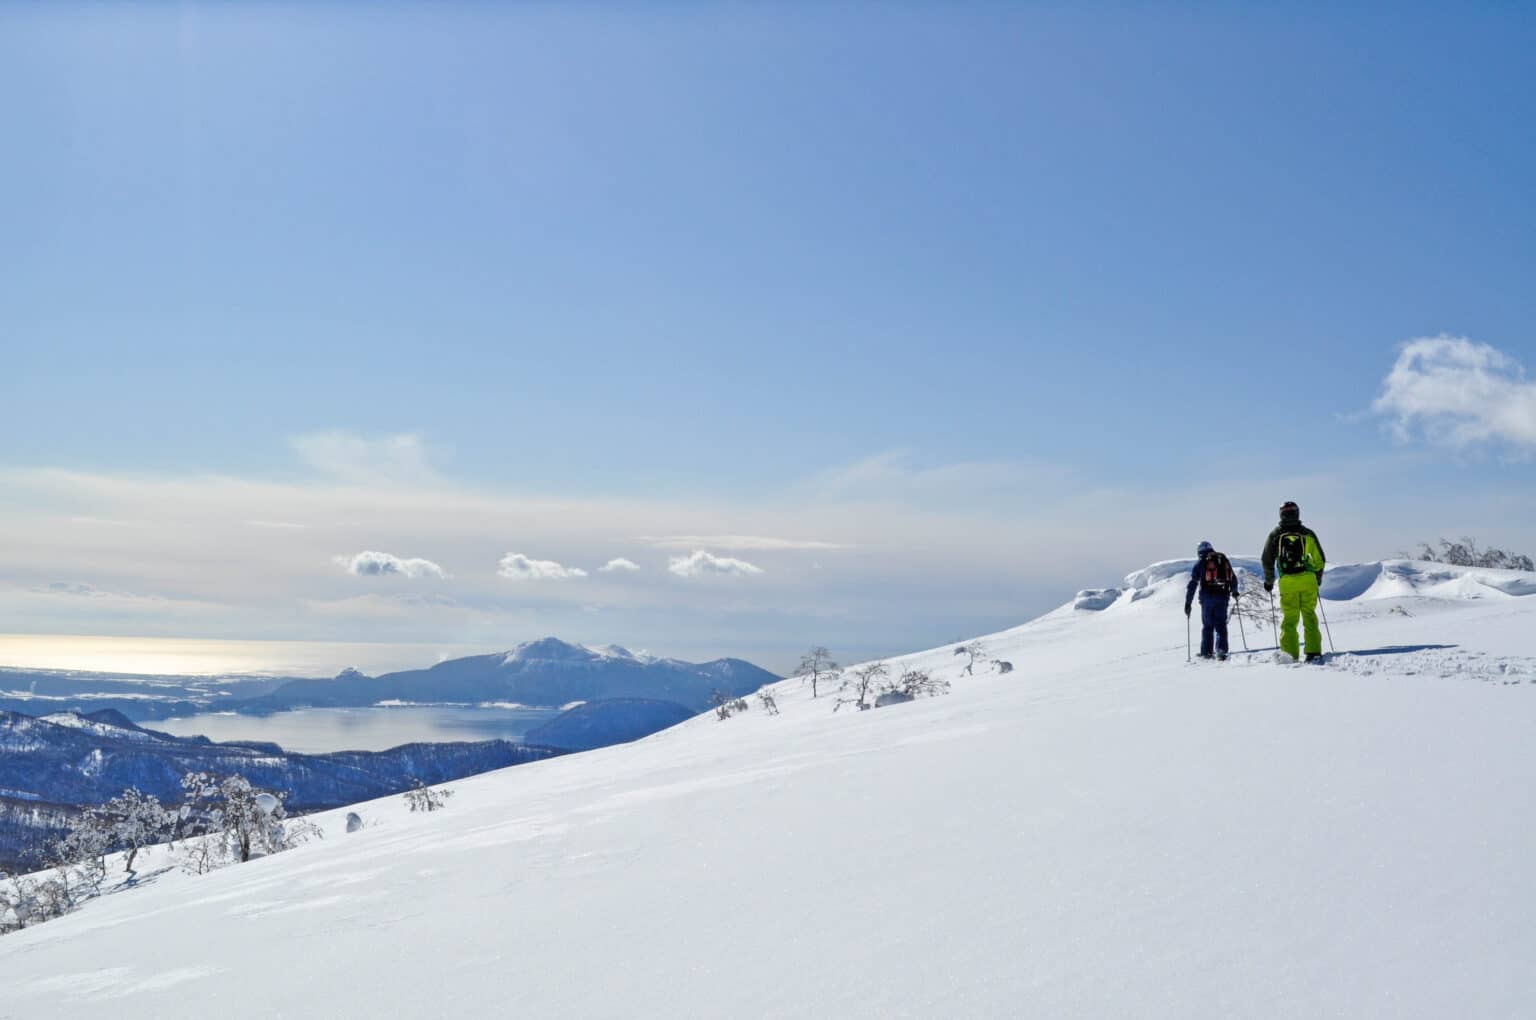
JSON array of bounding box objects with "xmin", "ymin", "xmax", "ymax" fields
[
  {"xmin": 404, "ymin": 780, "xmax": 454, "ymax": 813},
  {"xmin": 755, "ymin": 690, "xmax": 780, "ymax": 715},
  {"xmin": 1411, "ymin": 537, "xmax": 1535, "ymax": 572},
  {"xmin": 2, "ymin": 873, "xmax": 71, "ymax": 932},
  {"xmin": 98, "ymin": 789, "xmax": 173, "ymax": 877},
  {"xmin": 174, "ymin": 772, "xmax": 317, "ymax": 871},
  {"xmin": 50, "ymin": 809, "xmax": 111, "ymax": 901},
  {"xmin": 794, "ymin": 647, "xmax": 839, "ymax": 699}
]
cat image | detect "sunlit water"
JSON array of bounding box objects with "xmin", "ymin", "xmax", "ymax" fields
[
  {"xmin": 153, "ymin": 705, "xmax": 564, "ymax": 754},
  {"xmin": 0, "ymin": 634, "xmax": 499, "ymax": 678}
]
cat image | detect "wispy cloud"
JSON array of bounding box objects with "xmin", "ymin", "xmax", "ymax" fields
[
  {"xmin": 667, "ymin": 550, "xmax": 764, "ymax": 578},
  {"xmin": 245, "ymin": 519, "xmax": 307, "ymax": 530},
  {"xmin": 808, "ymin": 449, "xmax": 1072, "ymax": 501},
  {"xmin": 305, "ymin": 592, "xmax": 461, "ymax": 618},
  {"xmin": 33, "ymin": 581, "xmax": 112, "ymax": 598},
  {"xmin": 497, "ymin": 553, "xmax": 588, "ymax": 581},
  {"xmin": 335, "ymin": 551, "xmax": 449, "ymax": 579},
  {"xmin": 640, "ymin": 535, "xmax": 846, "ymax": 551},
  {"xmin": 1374, "ymin": 336, "xmax": 1536, "ymax": 450},
  {"xmin": 597, "ymin": 557, "xmax": 641, "ymax": 573},
  {"xmin": 291, "ymin": 431, "xmax": 441, "ymax": 484}
]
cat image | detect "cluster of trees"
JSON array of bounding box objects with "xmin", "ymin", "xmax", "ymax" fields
[
  {"xmin": 835, "ymin": 663, "xmax": 953, "ymax": 712},
  {"xmin": 783, "ymin": 645, "xmax": 972, "ymax": 714},
  {"xmin": 2, "ymin": 772, "xmax": 319, "ymax": 934},
  {"xmin": 708, "ymin": 690, "xmax": 751, "ymax": 720},
  {"xmin": 404, "ymin": 780, "xmax": 453, "ymax": 813},
  {"xmin": 1409, "ymin": 537, "xmax": 1534, "ymax": 572}
]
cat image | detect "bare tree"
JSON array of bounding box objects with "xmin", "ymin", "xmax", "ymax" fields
[
  {"xmin": 1232, "ymin": 570, "xmax": 1275, "ymax": 639},
  {"xmin": 794, "ymin": 647, "xmax": 839, "ymax": 699},
  {"xmin": 891, "ymin": 668, "xmax": 951, "ymax": 699},
  {"xmin": 755, "ymin": 690, "xmax": 779, "ymax": 715},
  {"xmin": 953, "ymin": 642, "xmax": 986, "ymax": 676},
  {"xmin": 404, "ymin": 780, "xmax": 454, "ymax": 813},
  {"xmin": 836, "ymin": 662, "xmax": 889, "ymax": 712}
]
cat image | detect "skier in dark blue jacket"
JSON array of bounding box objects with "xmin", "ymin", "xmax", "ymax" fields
[{"xmin": 1185, "ymin": 541, "xmax": 1237, "ymax": 660}]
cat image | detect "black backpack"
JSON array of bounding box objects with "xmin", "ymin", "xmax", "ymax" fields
[
  {"xmin": 1277, "ymin": 532, "xmax": 1311, "ymax": 575},
  {"xmin": 1200, "ymin": 552, "xmax": 1235, "ymax": 595}
]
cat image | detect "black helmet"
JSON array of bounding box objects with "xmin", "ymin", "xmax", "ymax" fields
[{"xmin": 1279, "ymin": 501, "xmax": 1301, "ymax": 522}]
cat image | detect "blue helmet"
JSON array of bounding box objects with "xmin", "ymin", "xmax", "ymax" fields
[{"xmin": 1197, "ymin": 541, "xmax": 1214, "ymax": 556}]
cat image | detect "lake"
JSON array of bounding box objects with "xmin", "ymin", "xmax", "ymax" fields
[{"xmin": 152, "ymin": 705, "xmax": 565, "ymax": 754}]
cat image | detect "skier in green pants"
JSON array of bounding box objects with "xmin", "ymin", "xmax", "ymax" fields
[{"xmin": 1261, "ymin": 501, "xmax": 1328, "ymax": 662}]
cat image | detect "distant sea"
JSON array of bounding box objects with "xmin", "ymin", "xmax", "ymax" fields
[
  {"xmin": 0, "ymin": 633, "xmax": 500, "ymax": 678},
  {"xmin": 153, "ymin": 704, "xmax": 565, "ymax": 754}
]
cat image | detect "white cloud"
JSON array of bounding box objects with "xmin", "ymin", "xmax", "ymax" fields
[
  {"xmin": 335, "ymin": 550, "xmax": 449, "ymax": 579},
  {"xmin": 667, "ymin": 550, "xmax": 765, "ymax": 578},
  {"xmin": 640, "ymin": 535, "xmax": 846, "ymax": 551},
  {"xmin": 1374, "ymin": 336, "xmax": 1536, "ymax": 449},
  {"xmin": 497, "ymin": 553, "xmax": 588, "ymax": 581},
  {"xmin": 291, "ymin": 431, "xmax": 440, "ymax": 484},
  {"xmin": 598, "ymin": 558, "xmax": 641, "ymax": 573}
]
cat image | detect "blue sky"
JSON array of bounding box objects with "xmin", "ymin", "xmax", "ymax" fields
[{"xmin": 3, "ymin": 3, "xmax": 1534, "ymax": 675}]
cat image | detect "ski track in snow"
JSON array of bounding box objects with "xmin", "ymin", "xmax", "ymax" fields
[{"xmin": 0, "ymin": 559, "xmax": 1533, "ymax": 1019}]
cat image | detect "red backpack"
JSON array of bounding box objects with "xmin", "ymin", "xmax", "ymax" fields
[{"xmin": 1201, "ymin": 552, "xmax": 1235, "ymax": 595}]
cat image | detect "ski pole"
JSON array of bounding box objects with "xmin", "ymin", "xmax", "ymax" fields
[
  {"xmin": 1318, "ymin": 593, "xmax": 1336, "ymax": 653},
  {"xmin": 1233, "ymin": 598, "xmax": 1249, "ymax": 652},
  {"xmin": 1268, "ymin": 590, "xmax": 1278, "ymax": 638},
  {"xmin": 1186, "ymin": 610, "xmax": 1191, "ymax": 662}
]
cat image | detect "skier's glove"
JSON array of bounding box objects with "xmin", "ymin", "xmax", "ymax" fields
[
  {"xmin": 1264, "ymin": 581, "xmax": 1274, "ymax": 594},
  {"xmin": 1184, "ymin": 603, "xmax": 1192, "ymax": 617}
]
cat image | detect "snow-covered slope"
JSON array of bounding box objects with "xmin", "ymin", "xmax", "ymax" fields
[{"xmin": 3, "ymin": 560, "xmax": 1533, "ymax": 1018}]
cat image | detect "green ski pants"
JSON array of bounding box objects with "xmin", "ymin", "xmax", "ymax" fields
[{"xmin": 1278, "ymin": 572, "xmax": 1322, "ymax": 660}]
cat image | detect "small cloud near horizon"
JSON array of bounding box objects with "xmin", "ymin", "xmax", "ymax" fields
[
  {"xmin": 498, "ymin": 552, "xmax": 588, "ymax": 581},
  {"xmin": 598, "ymin": 558, "xmax": 641, "ymax": 573},
  {"xmin": 335, "ymin": 551, "xmax": 449, "ymax": 579},
  {"xmin": 667, "ymin": 550, "xmax": 764, "ymax": 578}
]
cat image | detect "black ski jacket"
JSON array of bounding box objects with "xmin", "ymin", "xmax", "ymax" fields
[{"xmin": 1261, "ymin": 520, "xmax": 1327, "ymax": 586}]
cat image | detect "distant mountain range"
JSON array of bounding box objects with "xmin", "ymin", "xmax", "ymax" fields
[
  {"xmin": 0, "ymin": 639, "xmax": 780, "ymax": 722},
  {"xmin": 224, "ymin": 639, "xmax": 779, "ymax": 717}
]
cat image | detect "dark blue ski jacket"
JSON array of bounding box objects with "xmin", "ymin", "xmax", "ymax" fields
[{"xmin": 1185, "ymin": 551, "xmax": 1234, "ymax": 610}]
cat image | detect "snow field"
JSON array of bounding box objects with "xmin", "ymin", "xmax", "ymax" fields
[{"xmin": 1, "ymin": 559, "xmax": 1533, "ymax": 1018}]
